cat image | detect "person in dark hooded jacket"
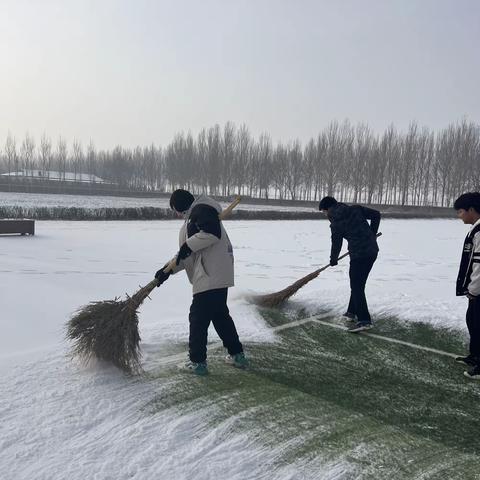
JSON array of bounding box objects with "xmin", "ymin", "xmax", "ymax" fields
[{"xmin": 319, "ymin": 196, "xmax": 380, "ymax": 332}]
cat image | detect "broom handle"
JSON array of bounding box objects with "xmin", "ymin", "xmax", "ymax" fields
[
  {"xmin": 312, "ymin": 232, "xmax": 382, "ymax": 276},
  {"xmin": 161, "ymin": 195, "xmax": 242, "ymax": 275}
]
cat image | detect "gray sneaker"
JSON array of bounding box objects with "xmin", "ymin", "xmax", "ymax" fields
[
  {"xmin": 347, "ymin": 321, "xmax": 373, "ymax": 333},
  {"xmin": 455, "ymin": 355, "xmax": 477, "ymax": 367},
  {"xmin": 225, "ymin": 352, "xmax": 249, "ymax": 369},
  {"xmin": 343, "ymin": 312, "xmax": 357, "ymax": 326},
  {"xmin": 464, "ymin": 365, "xmax": 480, "ymax": 380},
  {"xmin": 179, "ymin": 360, "xmax": 208, "ymax": 376}
]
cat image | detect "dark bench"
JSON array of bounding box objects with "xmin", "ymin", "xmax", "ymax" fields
[{"xmin": 0, "ymin": 219, "xmax": 35, "ymax": 236}]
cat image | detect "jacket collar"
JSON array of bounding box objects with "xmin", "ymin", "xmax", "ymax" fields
[{"xmin": 470, "ymin": 217, "xmax": 480, "ymax": 232}]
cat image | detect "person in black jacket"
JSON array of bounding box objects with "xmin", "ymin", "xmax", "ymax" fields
[
  {"xmin": 319, "ymin": 196, "xmax": 381, "ymax": 332},
  {"xmin": 453, "ymin": 192, "xmax": 480, "ymax": 380}
]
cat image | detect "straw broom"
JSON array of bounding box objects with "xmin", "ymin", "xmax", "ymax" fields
[
  {"xmin": 251, "ymin": 232, "xmax": 382, "ymax": 308},
  {"xmin": 66, "ymin": 196, "xmax": 242, "ymax": 374}
]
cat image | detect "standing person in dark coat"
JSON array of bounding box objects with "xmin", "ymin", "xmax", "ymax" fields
[
  {"xmin": 154, "ymin": 189, "xmax": 248, "ymax": 376},
  {"xmin": 319, "ymin": 196, "xmax": 381, "ymax": 332},
  {"xmin": 453, "ymin": 192, "xmax": 480, "ymax": 380}
]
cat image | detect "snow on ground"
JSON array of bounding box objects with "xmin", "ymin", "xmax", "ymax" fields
[
  {"xmin": 0, "ymin": 191, "xmax": 316, "ymax": 212},
  {"xmin": 0, "ymin": 218, "xmax": 472, "ymax": 479}
]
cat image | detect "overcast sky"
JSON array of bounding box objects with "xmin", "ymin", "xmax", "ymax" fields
[{"xmin": 1, "ymin": 0, "xmax": 479, "ymax": 150}]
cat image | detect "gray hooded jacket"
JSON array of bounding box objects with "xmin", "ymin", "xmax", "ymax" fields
[{"xmin": 170, "ymin": 195, "xmax": 234, "ymax": 294}]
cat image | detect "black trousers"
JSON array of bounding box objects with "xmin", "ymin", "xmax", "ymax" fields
[
  {"xmin": 189, "ymin": 288, "xmax": 243, "ymax": 363},
  {"xmin": 347, "ymin": 254, "xmax": 377, "ymax": 324},
  {"xmin": 466, "ymin": 298, "xmax": 480, "ymax": 362}
]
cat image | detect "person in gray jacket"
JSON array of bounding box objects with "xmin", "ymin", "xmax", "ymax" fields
[{"xmin": 155, "ymin": 189, "xmax": 247, "ymax": 375}]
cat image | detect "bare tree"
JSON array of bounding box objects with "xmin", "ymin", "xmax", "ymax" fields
[
  {"xmin": 303, "ymin": 139, "xmax": 317, "ymax": 200},
  {"xmin": 233, "ymin": 124, "xmax": 252, "ymax": 196},
  {"xmin": 196, "ymin": 129, "xmax": 208, "ymax": 193},
  {"xmin": 257, "ymin": 133, "xmax": 273, "ymax": 199},
  {"xmin": 435, "ymin": 125, "xmax": 455, "ymax": 206},
  {"xmin": 86, "ymin": 141, "xmax": 97, "ymax": 182},
  {"xmin": 324, "ymin": 120, "xmax": 352, "ymax": 197},
  {"xmin": 271, "ymin": 143, "xmax": 288, "ymax": 199},
  {"xmin": 20, "ymin": 133, "xmax": 36, "ymax": 175},
  {"xmin": 71, "ymin": 139, "xmax": 85, "ymax": 182},
  {"xmin": 207, "ymin": 125, "xmax": 221, "ymax": 195},
  {"xmin": 221, "ymin": 122, "xmax": 236, "ymax": 196},
  {"xmin": 284, "ymin": 140, "xmax": 303, "ymax": 200},
  {"xmin": 4, "ymin": 133, "xmax": 18, "ymax": 178},
  {"xmin": 55, "ymin": 137, "xmax": 68, "ymax": 181},
  {"xmin": 40, "ymin": 134, "xmax": 52, "ymax": 179}
]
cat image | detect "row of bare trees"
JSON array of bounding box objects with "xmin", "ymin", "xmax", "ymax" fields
[{"xmin": 1, "ymin": 120, "xmax": 479, "ymax": 206}]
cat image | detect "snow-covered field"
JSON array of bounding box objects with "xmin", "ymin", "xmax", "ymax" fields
[
  {"xmin": 0, "ymin": 218, "xmax": 475, "ymax": 479},
  {"xmin": 0, "ymin": 191, "xmax": 316, "ymax": 212}
]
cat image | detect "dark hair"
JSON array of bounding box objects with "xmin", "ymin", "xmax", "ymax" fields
[
  {"xmin": 319, "ymin": 196, "xmax": 338, "ymax": 211},
  {"xmin": 453, "ymin": 192, "xmax": 480, "ymax": 213},
  {"xmin": 169, "ymin": 189, "xmax": 195, "ymax": 212}
]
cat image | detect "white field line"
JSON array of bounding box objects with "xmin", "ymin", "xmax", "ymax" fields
[
  {"xmin": 310, "ymin": 318, "xmax": 459, "ymax": 359},
  {"xmin": 152, "ymin": 313, "xmax": 459, "ymax": 367}
]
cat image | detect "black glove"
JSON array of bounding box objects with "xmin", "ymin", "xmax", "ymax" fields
[
  {"xmin": 330, "ymin": 259, "xmax": 338, "ymax": 267},
  {"xmin": 154, "ymin": 268, "xmax": 171, "ymax": 287},
  {"xmin": 176, "ymin": 242, "xmax": 192, "ymax": 265}
]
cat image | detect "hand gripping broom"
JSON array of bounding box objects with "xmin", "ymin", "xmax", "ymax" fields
[
  {"xmin": 66, "ymin": 196, "xmax": 242, "ymax": 374},
  {"xmin": 250, "ymin": 232, "xmax": 382, "ymax": 308}
]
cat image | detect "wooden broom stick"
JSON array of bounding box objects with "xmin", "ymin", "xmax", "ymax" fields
[{"xmin": 251, "ymin": 232, "xmax": 382, "ymax": 308}]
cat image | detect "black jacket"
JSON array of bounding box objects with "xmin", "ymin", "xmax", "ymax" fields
[
  {"xmin": 456, "ymin": 223, "xmax": 480, "ymax": 296},
  {"xmin": 328, "ymin": 203, "xmax": 380, "ymax": 261}
]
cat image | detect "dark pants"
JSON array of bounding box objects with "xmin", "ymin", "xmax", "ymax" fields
[
  {"xmin": 189, "ymin": 288, "xmax": 243, "ymax": 363},
  {"xmin": 466, "ymin": 298, "xmax": 480, "ymax": 363},
  {"xmin": 347, "ymin": 254, "xmax": 377, "ymax": 324}
]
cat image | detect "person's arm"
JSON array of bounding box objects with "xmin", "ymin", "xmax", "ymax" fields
[
  {"xmin": 168, "ymin": 259, "xmax": 185, "ymax": 274},
  {"xmin": 185, "ymin": 204, "xmax": 221, "ymax": 252},
  {"xmin": 155, "ymin": 257, "xmax": 184, "ymax": 284},
  {"xmin": 468, "ymin": 232, "xmax": 480, "ymax": 297},
  {"xmin": 330, "ymin": 224, "xmax": 343, "ymax": 265},
  {"xmin": 360, "ymin": 206, "xmax": 381, "ymax": 234}
]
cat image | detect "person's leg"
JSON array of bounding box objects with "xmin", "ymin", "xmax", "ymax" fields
[
  {"xmin": 188, "ymin": 291, "xmax": 212, "ymax": 363},
  {"xmin": 467, "ymin": 299, "xmax": 480, "ymax": 363},
  {"xmin": 210, "ymin": 288, "xmax": 243, "ymax": 356},
  {"xmin": 347, "ymin": 269, "xmax": 356, "ymax": 317},
  {"xmin": 349, "ymin": 255, "xmax": 377, "ymax": 324},
  {"xmin": 211, "ymin": 288, "xmax": 247, "ymax": 368},
  {"xmin": 463, "ymin": 299, "xmax": 480, "ymax": 379}
]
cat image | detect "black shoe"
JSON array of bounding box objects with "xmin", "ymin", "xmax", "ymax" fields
[
  {"xmin": 455, "ymin": 355, "xmax": 477, "ymax": 367},
  {"xmin": 464, "ymin": 365, "xmax": 480, "ymax": 380},
  {"xmin": 343, "ymin": 312, "xmax": 356, "ymax": 320},
  {"xmin": 347, "ymin": 321, "xmax": 373, "ymax": 333}
]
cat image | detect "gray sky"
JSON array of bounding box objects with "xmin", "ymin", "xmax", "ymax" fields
[{"xmin": 1, "ymin": 0, "xmax": 479, "ymax": 150}]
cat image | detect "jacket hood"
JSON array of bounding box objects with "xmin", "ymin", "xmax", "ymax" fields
[
  {"xmin": 187, "ymin": 195, "xmax": 222, "ymax": 215},
  {"xmin": 328, "ymin": 202, "xmax": 349, "ymax": 221}
]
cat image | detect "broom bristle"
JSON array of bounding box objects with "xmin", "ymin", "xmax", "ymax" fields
[
  {"xmin": 66, "ymin": 299, "xmax": 142, "ymax": 374},
  {"xmin": 250, "ymin": 270, "xmax": 320, "ymax": 308},
  {"xmin": 66, "ymin": 280, "xmax": 158, "ymax": 374}
]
